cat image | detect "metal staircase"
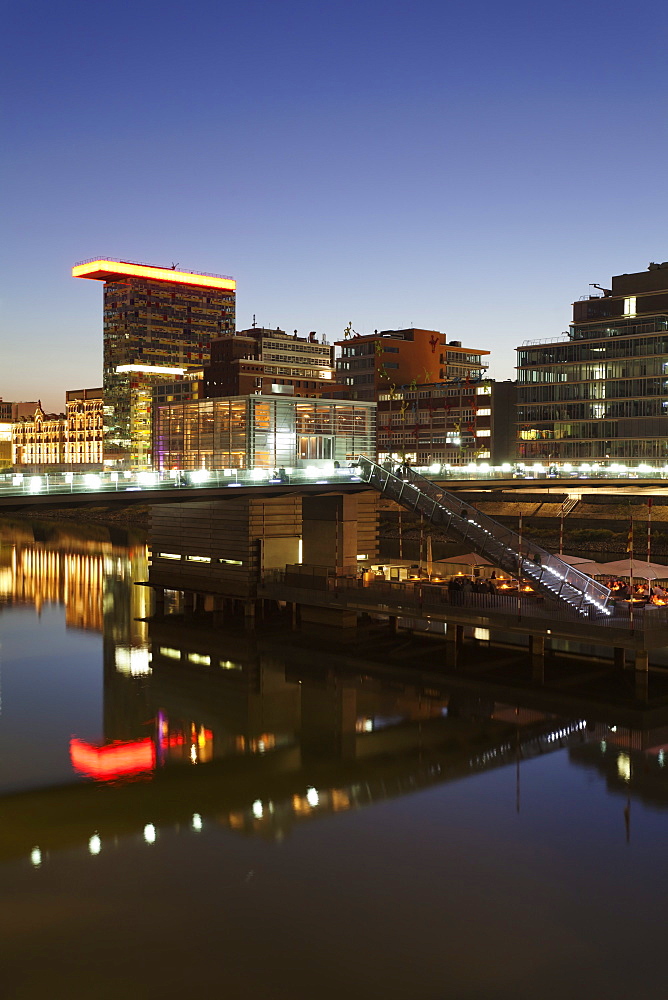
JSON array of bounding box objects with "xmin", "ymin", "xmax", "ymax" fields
[{"xmin": 357, "ymin": 457, "xmax": 612, "ymax": 617}]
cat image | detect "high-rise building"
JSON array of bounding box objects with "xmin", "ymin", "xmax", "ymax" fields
[
  {"xmin": 204, "ymin": 327, "xmax": 335, "ymax": 398},
  {"xmin": 73, "ymin": 258, "xmax": 236, "ymax": 468},
  {"xmin": 334, "ymin": 328, "xmax": 489, "ymax": 401},
  {"xmin": 517, "ymin": 262, "xmax": 668, "ymax": 463}
]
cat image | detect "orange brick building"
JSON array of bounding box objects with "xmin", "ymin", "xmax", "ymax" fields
[{"xmin": 334, "ymin": 328, "xmax": 489, "ymax": 401}]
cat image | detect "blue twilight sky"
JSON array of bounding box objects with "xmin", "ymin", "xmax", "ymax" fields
[{"xmin": 2, "ymin": 0, "xmax": 667, "ymax": 411}]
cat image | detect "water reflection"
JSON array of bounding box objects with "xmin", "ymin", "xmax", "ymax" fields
[
  {"xmin": 3, "ymin": 518, "xmax": 668, "ymax": 868},
  {"xmin": 0, "ymin": 518, "xmax": 149, "ymax": 638}
]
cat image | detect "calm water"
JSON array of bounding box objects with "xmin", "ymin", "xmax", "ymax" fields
[{"xmin": 1, "ymin": 518, "xmax": 668, "ymax": 999}]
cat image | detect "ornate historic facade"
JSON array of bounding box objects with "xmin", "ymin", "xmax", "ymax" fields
[{"xmin": 11, "ymin": 388, "xmax": 104, "ymax": 469}]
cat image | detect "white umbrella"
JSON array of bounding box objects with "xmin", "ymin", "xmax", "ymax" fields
[
  {"xmin": 442, "ymin": 553, "xmax": 493, "ymax": 566},
  {"xmin": 559, "ymin": 554, "xmax": 607, "ymax": 577},
  {"xmin": 600, "ymin": 558, "xmax": 668, "ymax": 581}
]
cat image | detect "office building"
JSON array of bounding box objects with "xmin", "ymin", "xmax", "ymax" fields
[
  {"xmin": 154, "ymin": 394, "xmax": 376, "ymax": 472},
  {"xmin": 334, "ymin": 328, "xmax": 489, "ymax": 401},
  {"xmin": 376, "ymin": 379, "xmax": 516, "ymax": 466},
  {"xmin": 73, "ymin": 258, "xmax": 236, "ymax": 469},
  {"xmin": 204, "ymin": 327, "xmax": 335, "ymax": 398},
  {"xmin": 517, "ymin": 262, "xmax": 668, "ymax": 463}
]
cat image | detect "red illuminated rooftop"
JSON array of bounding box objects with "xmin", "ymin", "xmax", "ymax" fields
[{"xmin": 72, "ymin": 257, "xmax": 236, "ymax": 291}]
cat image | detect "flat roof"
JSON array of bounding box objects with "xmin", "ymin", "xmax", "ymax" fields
[
  {"xmin": 334, "ymin": 330, "xmax": 489, "ymax": 354},
  {"xmin": 156, "ymin": 393, "xmax": 377, "ymax": 408},
  {"xmin": 72, "ymin": 258, "xmax": 236, "ymax": 291}
]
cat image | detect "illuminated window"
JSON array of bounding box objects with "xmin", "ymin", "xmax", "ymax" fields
[
  {"xmin": 476, "ymin": 408, "xmax": 491, "ymax": 416},
  {"xmin": 186, "ymin": 555, "xmax": 211, "ymax": 563},
  {"xmin": 623, "ymin": 297, "xmax": 637, "ymax": 316},
  {"xmin": 158, "ymin": 552, "xmax": 181, "ymax": 560},
  {"xmin": 188, "ymin": 653, "xmax": 211, "ymax": 666},
  {"xmin": 159, "ymin": 647, "xmax": 181, "ymax": 660},
  {"xmin": 617, "ymin": 752, "xmax": 631, "ymax": 781},
  {"xmin": 219, "ymin": 558, "xmax": 243, "ymax": 566},
  {"xmin": 476, "ymin": 429, "xmax": 491, "ymax": 437}
]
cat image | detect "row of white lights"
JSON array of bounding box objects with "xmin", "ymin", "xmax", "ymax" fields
[
  {"xmin": 8, "ymin": 459, "xmax": 668, "ymax": 494},
  {"xmin": 29, "ymin": 789, "xmax": 323, "ymax": 867},
  {"xmin": 7, "ymin": 465, "xmax": 363, "ymax": 494},
  {"xmin": 422, "ymin": 461, "xmax": 668, "ymax": 474},
  {"xmin": 30, "ymin": 814, "xmax": 205, "ymax": 866}
]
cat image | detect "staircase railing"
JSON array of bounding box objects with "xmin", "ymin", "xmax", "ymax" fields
[{"xmin": 356, "ymin": 456, "xmax": 611, "ymax": 616}]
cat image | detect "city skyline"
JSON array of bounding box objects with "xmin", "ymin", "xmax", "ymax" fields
[{"xmin": 3, "ymin": 0, "xmax": 668, "ymax": 412}]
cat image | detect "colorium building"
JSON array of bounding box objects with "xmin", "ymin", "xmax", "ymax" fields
[{"xmin": 73, "ymin": 258, "xmax": 236, "ymax": 469}]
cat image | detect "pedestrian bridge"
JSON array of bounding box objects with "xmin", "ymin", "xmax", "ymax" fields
[
  {"xmin": 0, "ymin": 466, "xmax": 374, "ymax": 510},
  {"xmin": 2, "ymin": 463, "xmax": 665, "ymax": 512},
  {"xmin": 0, "ymin": 457, "xmax": 616, "ymax": 617}
]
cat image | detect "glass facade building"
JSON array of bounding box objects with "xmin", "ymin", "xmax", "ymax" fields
[
  {"xmin": 517, "ymin": 263, "xmax": 668, "ymax": 462},
  {"xmin": 154, "ymin": 395, "xmax": 376, "ymax": 471},
  {"xmin": 73, "ymin": 259, "xmax": 236, "ymax": 469}
]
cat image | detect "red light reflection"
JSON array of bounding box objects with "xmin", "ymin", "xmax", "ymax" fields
[{"xmin": 70, "ymin": 738, "xmax": 156, "ymax": 780}]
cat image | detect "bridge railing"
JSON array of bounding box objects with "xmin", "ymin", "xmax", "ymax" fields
[{"xmin": 0, "ymin": 465, "xmax": 367, "ymax": 500}]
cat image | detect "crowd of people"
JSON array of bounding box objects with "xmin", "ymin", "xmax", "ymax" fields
[
  {"xmin": 607, "ymin": 580, "xmax": 668, "ymax": 603},
  {"xmin": 445, "ymin": 573, "xmax": 519, "ymax": 596}
]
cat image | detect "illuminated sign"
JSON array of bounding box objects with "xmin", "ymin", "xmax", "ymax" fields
[
  {"xmin": 72, "ymin": 259, "xmax": 236, "ymax": 291},
  {"xmin": 70, "ymin": 738, "xmax": 156, "ymax": 780}
]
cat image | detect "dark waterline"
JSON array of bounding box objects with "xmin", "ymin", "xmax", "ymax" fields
[{"xmin": 1, "ymin": 518, "xmax": 667, "ymax": 1000}]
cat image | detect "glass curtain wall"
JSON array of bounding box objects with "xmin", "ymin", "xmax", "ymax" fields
[{"xmin": 155, "ymin": 396, "xmax": 376, "ymax": 471}]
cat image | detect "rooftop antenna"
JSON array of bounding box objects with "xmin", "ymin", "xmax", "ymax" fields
[
  {"xmin": 590, "ymin": 283, "xmax": 610, "ymax": 295},
  {"xmin": 171, "ymin": 262, "xmax": 179, "ymax": 270},
  {"xmin": 252, "ymin": 314, "xmax": 256, "ymax": 328}
]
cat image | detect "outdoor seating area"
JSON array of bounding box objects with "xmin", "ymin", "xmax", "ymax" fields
[
  {"xmin": 361, "ymin": 551, "xmax": 668, "ymax": 611},
  {"xmin": 361, "ymin": 557, "xmax": 538, "ymax": 600}
]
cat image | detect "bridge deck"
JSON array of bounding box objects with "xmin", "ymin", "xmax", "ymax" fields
[{"xmin": 4, "ymin": 466, "xmax": 668, "ymax": 510}]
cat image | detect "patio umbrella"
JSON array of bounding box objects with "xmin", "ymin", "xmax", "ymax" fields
[
  {"xmin": 559, "ymin": 554, "xmax": 607, "ymax": 577},
  {"xmin": 442, "ymin": 553, "xmax": 493, "ymax": 566},
  {"xmin": 600, "ymin": 558, "xmax": 668, "ymax": 581}
]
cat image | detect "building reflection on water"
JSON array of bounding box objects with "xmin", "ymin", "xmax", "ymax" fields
[
  {"xmin": 3, "ymin": 519, "xmax": 668, "ymax": 868},
  {"xmin": 0, "ymin": 520, "xmax": 150, "ymax": 638}
]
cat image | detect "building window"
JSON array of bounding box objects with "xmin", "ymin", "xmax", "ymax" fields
[{"xmin": 624, "ymin": 297, "xmax": 637, "ymax": 316}]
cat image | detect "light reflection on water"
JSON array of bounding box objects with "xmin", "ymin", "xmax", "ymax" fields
[{"xmin": 1, "ymin": 519, "xmax": 668, "ymax": 999}]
